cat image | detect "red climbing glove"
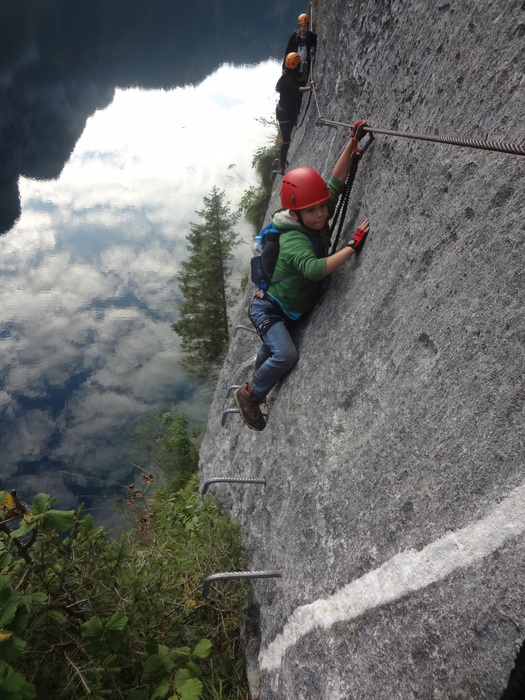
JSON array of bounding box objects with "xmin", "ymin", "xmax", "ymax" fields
[{"xmin": 347, "ymin": 225, "xmax": 368, "ymax": 253}]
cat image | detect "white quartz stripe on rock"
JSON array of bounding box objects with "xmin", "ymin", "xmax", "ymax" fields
[{"xmin": 259, "ymin": 482, "xmax": 525, "ymax": 671}]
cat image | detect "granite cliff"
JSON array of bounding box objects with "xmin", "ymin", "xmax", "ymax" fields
[{"xmin": 199, "ymin": 1, "xmax": 525, "ymax": 697}]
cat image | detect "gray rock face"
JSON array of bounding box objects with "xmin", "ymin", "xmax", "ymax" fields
[{"xmin": 199, "ymin": 1, "xmax": 525, "ymax": 697}]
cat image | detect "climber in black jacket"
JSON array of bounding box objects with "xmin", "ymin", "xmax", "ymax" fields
[
  {"xmin": 283, "ymin": 13, "xmax": 317, "ymax": 85},
  {"xmin": 275, "ymin": 52, "xmax": 315, "ymax": 174}
]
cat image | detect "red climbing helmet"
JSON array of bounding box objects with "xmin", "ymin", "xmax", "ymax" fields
[
  {"xmin": 285, "ymin": 52, "xmax": 301, "ymax": 70},
  {"xmin": 298, "ymin": 13, "xmax": 310, "ymax": 25},
  {"xmin": 280, "ymin": 167, "xmax": 330, "ymax": 210}
]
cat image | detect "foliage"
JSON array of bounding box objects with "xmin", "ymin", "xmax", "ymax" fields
[
  {"xmin": 0, "ymin": 574, "xmax": 41, "ymax": 700},
  {"xmin": 0, "ymin": 475, "xmax": 249, "ymax": 699},
  {"xmin": 172, "ymin": 187, "xmax": 240, "ymax": 384},
  {"xmin": 239, "ymin": 271, "xmax": 249, "ymax": 295},
  {"xmin": 238, "ymin": 139, "xmax": 279, "ymax": 235},
  {"xmin": 251, "ymin": 137, "xmax": 279, "ymax": 195},
  {"xmin": 135, "ymin": 412, "xmax": 200, "ymax": 486}
]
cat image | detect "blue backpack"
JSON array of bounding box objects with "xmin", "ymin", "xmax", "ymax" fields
[{"xmin": 250, "ymin": 221, "xmax": 318, "ymax": 291}]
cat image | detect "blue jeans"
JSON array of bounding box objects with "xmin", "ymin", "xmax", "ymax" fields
[{"xmin": 248, "ymin": 297, "xmax": 299, "ymax": 400}]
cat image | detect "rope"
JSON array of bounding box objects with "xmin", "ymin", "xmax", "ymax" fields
[
  {"xmin": 298, "ymin": 90, "xmax": 312, "ymax": 129},
  {"xmin": 311, "ymin": 76, "xmax": 323, "ymax": 124},
  {"xmin": 329, "ymin": 132, "xmax": 374, "ymax": 254},
  {"xmin": 297, "ymin": 48, "xmax": 316, "ymax": 129},
  {"xmin": 329, "ymin": 167, "xmax": 355, "ymax": 254},
  {"xmin": 316, "ymin": 117, "xmax": 525, "ymax": 157}
]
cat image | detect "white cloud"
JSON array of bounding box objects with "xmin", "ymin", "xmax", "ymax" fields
[
  {"xmin": 18, "ymin": 59, "xmax": 279, "ymax": 229},
  {"xmin": 1, "ymin": 59, "xmax": 279, "ymax": 524}
]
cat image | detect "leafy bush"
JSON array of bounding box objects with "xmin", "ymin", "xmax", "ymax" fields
[
  {"xmin": 0, "ymin": 474, "xmax": 249, "ymax": 699},
  {"xmin": 135, "ymin": 411, "xmax": 200, "ymax": 486},
  {"xmin": 239, "ymin": 138, "xmax": 279, "ymax": 234}
]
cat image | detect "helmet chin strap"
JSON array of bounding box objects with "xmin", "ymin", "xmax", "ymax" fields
[{"xmin": 288, "ymin": 209, "xmax": 305, "ymax": 227}]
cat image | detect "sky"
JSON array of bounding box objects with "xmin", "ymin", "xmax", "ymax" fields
[{"xmin": 0, "ymin": 59, "xmax": 281, "ymax": 530}]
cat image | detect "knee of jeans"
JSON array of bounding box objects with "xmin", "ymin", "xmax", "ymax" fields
[
  {"xmin": 255, "ymin": 351, "xmax": 268, "ymax": 370},
  {"xmin": 279, "ymin": 344, "xmax": 298, "ymax": 369}
]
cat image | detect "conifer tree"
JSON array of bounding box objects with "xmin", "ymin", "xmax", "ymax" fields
[{"xmin": 172, "ymin": 187, "xmax": 240, "ymax": 382}]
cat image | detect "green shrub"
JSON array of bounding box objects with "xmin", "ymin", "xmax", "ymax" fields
[
  {"xmin": 0, "ymin": 474, "xmax": 249, "ymax": 699},
  {"xmin": 239, "ymin": 137, "xmax": 279, "ymax": 234}
]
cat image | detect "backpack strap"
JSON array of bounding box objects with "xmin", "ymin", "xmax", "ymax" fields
[
  {"xmin": 304, "ymin": 232, "xmax": 319, "ymax": 255},
  {"xmin": 270, "ymin": 270, "xmax": 298, "ymax": 284}
]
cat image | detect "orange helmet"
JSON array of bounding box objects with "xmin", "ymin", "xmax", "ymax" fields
[
  {"xmin": 280, "ymin": 167, "xmax": 330, "ymax": 210},
  {"xmin": 298, "ymin": 13, "xmax": 310, "ymax": 25},
  {"xmin": 285, "ymin": 52, "xmax": 301, "ymax": 70}
]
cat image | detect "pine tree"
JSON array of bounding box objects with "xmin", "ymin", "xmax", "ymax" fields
[{"xmin": 172, "ymin": 187, "xmax": 240, "ymax": 382}]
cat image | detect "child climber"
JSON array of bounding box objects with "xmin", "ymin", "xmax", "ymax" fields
[{"xmin": 234, "ymin": 136, "xmax": 370, "ymax": 431}]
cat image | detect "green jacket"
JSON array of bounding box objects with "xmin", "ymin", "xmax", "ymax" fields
[{"xmin": 268, "ymin": 174, "xmax": 344, "ymax": 315}]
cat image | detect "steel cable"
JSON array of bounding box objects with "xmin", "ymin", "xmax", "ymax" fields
[
  {"xmin": 297, "ymin": 48, "xmax": 316, "ymax": 129},
  {"xmin": 315, "ymin": 116, "xmax": 525, "ymax": 157}
]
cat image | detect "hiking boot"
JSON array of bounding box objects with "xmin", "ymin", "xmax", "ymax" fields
[{"xmin": 234, "ymin": 385, "xmax": 266, "ymax": 431}]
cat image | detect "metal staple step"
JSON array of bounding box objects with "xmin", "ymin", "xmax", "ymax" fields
[
  {"xmin": 202, "ymin": 570, "xmax": 282, "ymax": 598},
  {"xmin": 200, "ymin": 476, "xmax": 266, "ymax": 496}
]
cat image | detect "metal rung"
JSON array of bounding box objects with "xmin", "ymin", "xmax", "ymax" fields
[
  {"xmin": 200, "ymin": 477, "xmax": 266, "ymax": 496},
  {"xmin": 221, "ymin": 407, "xmax": 240, "ymax": 426},
  {"xmin": 226, "ymin": 384, "xmax": 241, "ymax": 398},
  {"xmin": 202, "ymin": 570, "xmax": 282, "ymax": 599},
  {"xmin": 233, "ymin": 324, "xmax": 257, "ymax": 336}
]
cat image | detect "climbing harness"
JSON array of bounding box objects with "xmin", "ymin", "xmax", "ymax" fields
[{"xmin": 329, "ymin": 120, "xmax": 374, "ymax": 254}]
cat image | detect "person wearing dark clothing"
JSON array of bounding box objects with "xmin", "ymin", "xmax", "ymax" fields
[
  {"xmin": 283, "ymin": 13, "xmax": 317, "ymax": 85},
  {"xmin": 275, "ymin": 52, "xmax": 314, "ymax": 174}
]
